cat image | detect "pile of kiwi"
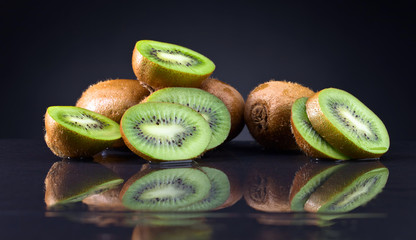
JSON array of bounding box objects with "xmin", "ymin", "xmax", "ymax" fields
[
  {"xmin": 245, "ymin": 80, "xmax": 390, "ymax": 160},
  {"xmin": 44, "ymin": 40, "xmax": 245, "ymax": 161}
]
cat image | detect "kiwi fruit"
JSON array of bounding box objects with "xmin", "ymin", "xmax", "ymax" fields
[
  {"xmin": 200, "ymin": 78, "xmax": 245, "ymax": 141},
  {"xmin": 291, "ymin": 97, "xmax": 350, "ymax": 160},
  {"xmin": 120, "ymin": 102, "xmax": 212, "ymax": 161},
  {"xmin": 144, "ymin": 87, "xmax": 231, "ymax": 150},
  {"xmin": 120, "ymin": 166, "xmax": 211, "ymax": 211},
  {"xmin": 306, "ymin": 88, "xmax": 390, "ymax": 158},
  {"xmin": 44, "ymin": 106, "xmax": 121, "ymax": 158},
  {"xmin": 289, "ymin": 162, "xmax": 346, "ymax": 211},
  {"xmin": 44, "ymin": 160, "xmax": 124, "ymax": 207},
  {"xmin": 132, "ymin": 40, "xmax": 215, "ymax": 90},
  {"xmin": 75, "ymin": 79, "xmax": 150, "ymax": 123},
  {"xmin": 244, "ymin": 80, "xmax": 315, "ymax": 150},
  {"xmin": 304, "ymin": 161, "xmax": 389, "ymax": 213},
  {"xmin": 179, "ymin": 166, "xmax": 230, "ymax": 211}
]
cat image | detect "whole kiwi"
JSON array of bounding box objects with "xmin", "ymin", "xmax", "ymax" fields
[
  {"xmin": 244, "ymin": 80, "xmax": 314, "ymax": 150},
  {"xmin": 76, "ymin": 79, "xmax": 150, "ymax": 123},
  {"xmin": 200, "ymin": 78, "xmax": 245, "ymax": 142}
]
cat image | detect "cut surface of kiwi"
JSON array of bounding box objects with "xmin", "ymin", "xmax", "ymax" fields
[
  {"xmin": 44, "ymin": 106, "xmax": 121, "ymax": 158},
  {"xmin": 304, "ymin": 161, "xmax": 389, "ymax": 213},
  {"xmin": 120, "ymin": 102, "xmax": 212, "ymax": 161},
  {"xmin": 132, "ymin": 40, "xmax": 215, "ymax": 89},
  {"xmin": 44, "ymin": 160, "xmax": 124, "ymax": 207},
  {"xmin": 291, "ymin": 97, "xmax": 350, "ymax": 160},
  {"xmin": 179, "ymin": 167, "xmax": 230, "ymax": 211},
  {"xmin": 144, "ymin": 87, "xmax": 231, "ymax": 150},
  {"xmin": 120, "ymin": 167, "xmax": 211, "ymax": 211},
  {"xmin": 306, "ymin": 88, "xmax": 390, "ymax": 158}
]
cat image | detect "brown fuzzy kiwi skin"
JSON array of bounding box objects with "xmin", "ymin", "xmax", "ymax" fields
[
  {"xmin": 132, "ymin": 46, "xmax": 212, "ymax": 90},
  {"xmin": 244, "ymin": 80, "xmax": 315, "ymax": 150},
  {"xmin": 44, "ymin": 112, "xmax": 117, "ymax": 158},
  {"xmin": 76, "ymin": 79, "xmax": 150, "ymax": 123},
  {"xmin": 306, "ymin": 90, "xmax": 383, "ymax": 159},
  {"xmin": 200, "ymin": 78, "xmax": 245, "ymax": 142}
]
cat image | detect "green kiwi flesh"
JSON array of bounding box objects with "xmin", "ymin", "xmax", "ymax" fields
[
  {"xmin": 121, "ymin": 168, "xmax": 211, "ymax": 211},
  {"xmin": 47, "ymin": 106, "xmax": 121, "ymax": 140},
  {"xmin": 120, "ymin": 102, "xmax": 212, "ymax": 161},
  {"xmin": 179, "ymin": 167, "xmax": 230, "ymax": 211},
  {"xmin": 307, "ymin": 88, "xmax": 390, "ymax": 158},
  {"xmin": 145, "ymin": 87, "xmax": 231, "ymax": 150},
  {"xmin": 44, "ymin": 160, "xmax": 124, "ymax": 207},
  {"xmin": 137, "ymin": 40, "xmax": 215, "ymax": 75},
  {"xmin": 291, "ymin": 97, "xmax": 350, "ymax": 160},
  {"xmin": 289, "ymin": 162, "xmax": 346, "ymax": 211},
  {"xmin": 304, "ymin": 161, "xmax": 389, "ymax": 213}
]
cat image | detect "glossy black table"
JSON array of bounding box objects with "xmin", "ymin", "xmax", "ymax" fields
[{"xmin": 0, "ymin": 139, "xmax": 414, "ymax": 240}]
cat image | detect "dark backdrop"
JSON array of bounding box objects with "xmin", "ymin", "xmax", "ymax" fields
[{"xmin": 1, "ymin": 0, "xmax": 415, "ymax": 142}]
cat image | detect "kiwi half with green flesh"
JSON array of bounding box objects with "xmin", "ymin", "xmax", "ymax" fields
[
  {"xmin": 144, "ymin": 87, "xmax": 231, "ymax": 150},
  {"xmin": 132, "ymin": 40, "xmax": 215, "ymax": 90},
  {"xmin": 306, "ymin": 88, "xmax": 390, "ymax": 158},
  {"xmin": 120, "ymin": 166, "xmax": 211, "ymax": 211},
  {"xmin": 179, "ymin": 167, "xmax": 230, "ymax": 211},
  {"xmin": 76, "ymin": 79, "xmax": 150, "ymax": 123},
  {"xmin": 289, "ymin": 162, "xmax": 346, "ymax": 211},
  {"xmin": 291, "ymin": 97, "xmax": 350, "ymax": 160},
  {"xmin": 120, "ymin": 102, "xmax": 212, "ymax": 161},
  {"xmin": 244, "ymin": 80, "xmax": 315, "ymax": 150},
  {"xmin": 200, "ymin": 78, "xmax": 245, "ymax": 141},
  {"xmin": 304, "ymin": 161, "xmax": 389, "ymax": 213},
  {"xmin": 44, "ymin": 106, "xmax": 121, "ymax": 158},
  {"xmin": 44, "ymin": 160, "xmax": 124, "ymax": 207}
]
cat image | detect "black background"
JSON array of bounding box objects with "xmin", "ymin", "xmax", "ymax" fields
[{"xmin": 1, "ymin": 0, "xmax": 415, "ymax": 142}]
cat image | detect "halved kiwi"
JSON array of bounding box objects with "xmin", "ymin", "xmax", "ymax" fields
[
  {"xmin": 179, "ymin": 166, "xmax": 230, "ymax": 211},
  {"xmin": 132, "ymin": 40, "xmax": 215, "ymax": 90},
  {"xmin": 306, "ymin": 88, "xmax": 390, "ymax": 158},
  {"xmin": 200, "ymin": 78, "xmax": 245, "ymax": 141},
  {"xmin": 291, "ymin": 97, "xmax": 350, "ymax": 160},
  {"xmin": 44, "ymin": 160, "xmax": 124, "ymax": 207},
  {"xmin": 120, "ymin": 102, "xmax": 212, "ymax": 161},
  {"xmin": 120, "ymin": 166, "xmax": 211, "ymax": 211},
  {"xmin": 44, "ymin": 106, "xmax": 121, "ymax": 158},
  {"xmin": 289, "ymin": 162, "xmax": 346, "ymax": 211},
  {"xmin": 244, "ymin": 80, "xmax": 315, "ymax": 150},
  {"xmin": 76, "ymin": 79, "xmax": 150, "ymax": 123},
  {"xmin": 304, "ymin": 161, "xmax": 389, "ymax": 213},
  {"xmin": 144, "ymin": 87, "xmax": 231, "ymax": 150}
]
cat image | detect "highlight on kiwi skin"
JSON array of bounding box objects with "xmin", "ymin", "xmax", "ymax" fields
[
  {"xmin": 144, "ymin": 87, "xmax": 231, "ymax": 150},
  {"xmin": 306, "ymin": 88, "xmax": 390, "ymax": 159},
  {"xmin": 200, "ymin": 78, "xmax": 245, "ymax": 142},
  {"xmin": 120, "ymin": 102, "xmax": 212, "ymax": 162},
  {"xmin": 244, "ymin": 80, "xmax": 315, "ymax": 150},
  {"xmin": 44, "ymin": 106, "xmax": 122, "ymax": 158},
  {"xmin": 132, "ymin": 40, "xmax": 215, "ymax": 90},
  {"xmin": 291, "ymin": 97, "xmax": 350, "ymax": 160},
  {"xmin": 44, "ymin": 160, "xmax": 124, "ymax": 207}
]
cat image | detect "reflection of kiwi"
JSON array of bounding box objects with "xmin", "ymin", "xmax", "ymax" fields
[
  {"xmin": 304, "ymin": 161, "xmax": 389, "ymax": 213},
  {"xmin": 120, "ymin": 102, "xmax": 212, "ymax": 161},
  {"xmin": 82, "ymin": 186, "xmax": 126, "ymax": 211},
  {"xmin": 200, "ymin": 78, "xmax": 245, "ymax": 141},
  {"xmin": 289, "ymin": 162, "xmax": 346, "ymax": 211},
  {"xmin": 120, "ymin": 166, "xmax": 211, "ymax": 211},
  {"xmin": 44, "ymin": 160, "xmax": 123, "ymax": 207},
  {"xmin": 132, "ymin": 223, "xmax": 212, "ymax": 240},
  {"xmin": 93, "ymin": 150, "xmax": 144, "ymax": 180},
  {"xmin": 44, "ymin": 106, "xmax": 121, "ymax": 158},
  {"xmin": 244, "ymin": 80, "xmax": 314, "ymax": 150},
  {"xmin": 144, "ymin": 87, "xmax": 231, "ymax": 150},
  {"xmin": 306, "ymin": 88, "xmax": 390, "ymax": 158},
  {"xmin": 132, "ymin": 40, "xmax": 215, "ymax": 90},
  {"xmin": 291, "ymin": 97, "xmax": 350, "ymax": 160},
  {"xmin": 76, "ymin": 79, "xmax": 150, "ymax": 123},
  {"xmin": 179, "ymin": 167, "xmax": 230, "ymax": 211}
]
